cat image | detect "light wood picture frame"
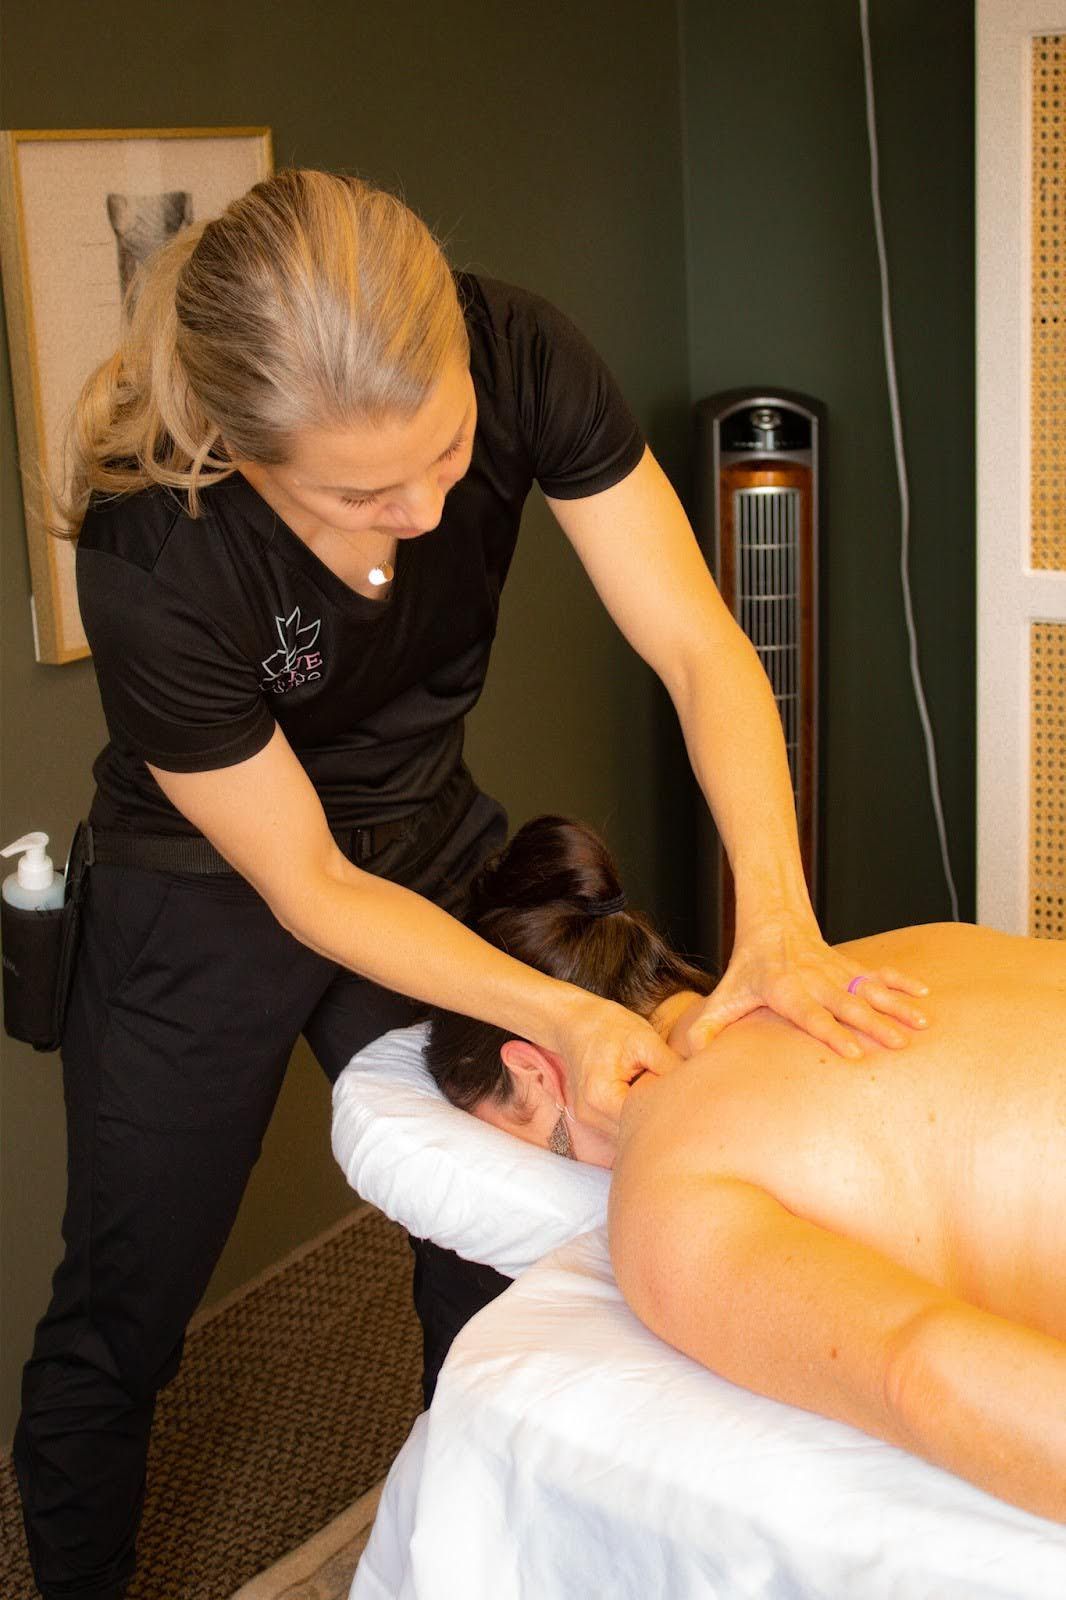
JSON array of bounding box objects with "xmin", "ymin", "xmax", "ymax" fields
[{"xmin": 0, "ymin": 126, "xmax": 273, "ymax": 663}]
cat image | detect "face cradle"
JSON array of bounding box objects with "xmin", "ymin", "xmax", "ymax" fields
[{"xmin": 238, "ymin": 358, "xmax": 477, "ymax": 543}]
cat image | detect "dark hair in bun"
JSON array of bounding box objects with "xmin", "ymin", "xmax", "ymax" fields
[{"xmin": 425, "ymin": 815, "xmax": 713, "ymax": 1113}]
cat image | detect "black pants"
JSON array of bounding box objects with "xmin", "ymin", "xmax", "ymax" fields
[{"xmin": 13, "ymin": 770, "xmax": 512, "ymax": 1600}]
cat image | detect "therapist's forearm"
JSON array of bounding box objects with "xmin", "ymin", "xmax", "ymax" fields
[
  {"xmin": 671, "ymin": 627, "xmax": 814, "ymax": 936},
  {"xmin": 278, "ymin": 857, "xmax": 593, "ymax": 1050}
]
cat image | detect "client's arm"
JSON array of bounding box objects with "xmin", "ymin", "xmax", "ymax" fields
[{"xmin": 608, "ymin": 1172, "xmax": 1066, "ymax": 1522}]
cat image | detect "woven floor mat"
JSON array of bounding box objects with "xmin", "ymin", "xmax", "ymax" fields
[
  {"xmin": 1, "ymin": 1206, "xmax": 422, "ymax": 1599},
  {"xmin": 229, "ymin": 1480, "xmax": 383, "ymax": 1600}
]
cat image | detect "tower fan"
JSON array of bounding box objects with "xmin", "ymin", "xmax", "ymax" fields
[{"xmin": 692, "ymin": 390, "xmax": 826, "ymax": 967}]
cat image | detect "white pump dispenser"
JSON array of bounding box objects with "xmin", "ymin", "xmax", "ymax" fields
[{"xmin": 2, "ymin": 833, "xmax": 65, "ymax": 910}]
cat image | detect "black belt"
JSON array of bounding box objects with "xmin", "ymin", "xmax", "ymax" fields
[{"xmin": 86, "ymin": 766, "xmax": 477, "ymax": 876}]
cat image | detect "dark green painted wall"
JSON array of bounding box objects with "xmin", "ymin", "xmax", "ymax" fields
[
  {"xmin": 681, "ymin": 0, "xmax": 975, "ymax": 940},
  {"xmin": 0, "ymin": 1, "xmax": 689, "ymax": 1443}
]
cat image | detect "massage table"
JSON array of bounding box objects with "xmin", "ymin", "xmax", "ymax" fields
[{"xmin": 331, "ymin": 1024, "xmax": 1066, "ymax": 1600}]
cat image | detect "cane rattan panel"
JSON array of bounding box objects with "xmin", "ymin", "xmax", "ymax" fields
[
  {"xmin": 1032, "ymin": 35, "xmax": 1066, "ymax": 572},
  {"xmin": 1030, "ymin": 622, "xmax": 1066, "ymax": 939}
]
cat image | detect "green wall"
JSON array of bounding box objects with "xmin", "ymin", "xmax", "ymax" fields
[
  {"xmin": 0, "ymin": 1, "xmax": 689, "ymax": 1445},
  {"xmin": 681, "ymin": 0, "xmax": 975, "ymax": 939}
]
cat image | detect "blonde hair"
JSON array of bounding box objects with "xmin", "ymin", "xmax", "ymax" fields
[{"xmin": 59, "ymin": 169, "xmax": 469, "ymax": 536}]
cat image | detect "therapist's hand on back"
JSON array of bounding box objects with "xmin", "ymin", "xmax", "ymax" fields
[
  {"xmin": 672, "ymin": 909, "xmax": 929, "ymax": 1061},
  {"xmin": 553, "ymin": 991, "xmax": 681, "ymax": 1134}
]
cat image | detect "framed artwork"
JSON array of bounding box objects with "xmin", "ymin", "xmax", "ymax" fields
[{"xmin": 0, "ymin": 126, "xmax": 273, "ymax": 663}]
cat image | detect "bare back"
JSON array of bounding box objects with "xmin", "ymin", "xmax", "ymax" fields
[{"xmin": 618, "ymin": 923, "xmax": 1066, "ymax": 1338}]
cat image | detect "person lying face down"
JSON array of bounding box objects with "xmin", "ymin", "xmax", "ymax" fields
[{"xmin": 426, "ymin": 816, "xmax": 1066, "ymax": 1525}]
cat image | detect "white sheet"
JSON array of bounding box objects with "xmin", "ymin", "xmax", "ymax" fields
[
  {"xmin": 353, "ymin": 1229, "xmax": 1066, "ymax": 1600},
  {"xmin": 331, "ymin": 1022, "xmax": 609, "ymax": 1278}
]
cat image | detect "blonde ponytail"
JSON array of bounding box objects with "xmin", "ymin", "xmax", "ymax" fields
[{"xmin": 59, "ymin": 170, "xmax": 469, "ymax": 538}]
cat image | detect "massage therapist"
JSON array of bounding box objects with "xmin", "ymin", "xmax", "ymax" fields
[{"xmin": 14, "ymin": 169, "xmax": 927, "ymax": 1600}]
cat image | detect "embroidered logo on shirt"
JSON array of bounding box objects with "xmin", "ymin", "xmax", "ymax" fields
[{"xmin": 260, "ymin": 607, "xmax": 325, "ymax": 695}]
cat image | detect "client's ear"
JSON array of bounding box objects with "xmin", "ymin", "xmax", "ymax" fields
[{"xmin": 499, "ymin": 1039, "xmax": 568, "ymax": 1111}]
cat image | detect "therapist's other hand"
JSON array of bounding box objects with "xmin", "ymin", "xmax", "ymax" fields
[
  {"xmin": 554, "ymin": 992, "xmax": 681, "ymax": 1134},
  {"xmin": 677, "ymin": 912, "xmax": 929, "ymax": 1061}
]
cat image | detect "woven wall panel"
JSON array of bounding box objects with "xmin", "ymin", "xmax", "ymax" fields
[
  {"xmin": 1030, "ymin": 622, "xmax": 1066, "ymax": 939},
  {"xmin": 1032, "ymin": 35, "xmax": 1066, "ymax": 572}
]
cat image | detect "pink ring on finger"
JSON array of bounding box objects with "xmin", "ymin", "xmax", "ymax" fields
[{"xmin": 847, "ymin": 975, "xmax": 867, "ymax": 995}]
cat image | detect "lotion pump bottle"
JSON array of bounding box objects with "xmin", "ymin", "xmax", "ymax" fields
[{"xmin": 2, "ymin": 833, "xmax": 65, "ymax": 911}]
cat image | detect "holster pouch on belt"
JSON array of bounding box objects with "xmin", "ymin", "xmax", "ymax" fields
[{"xmin": 1, "ymin": 821, "xmax": 91, "ymax": 1053}]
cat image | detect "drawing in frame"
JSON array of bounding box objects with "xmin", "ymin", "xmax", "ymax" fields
[{"xmin": 0, "ymin": 126, "xmax": 274, "ymax": 663}]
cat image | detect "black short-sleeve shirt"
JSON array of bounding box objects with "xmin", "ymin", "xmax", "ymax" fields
[{"xmin": 77, "ymin": 274, "xmax": 645, "ymax": 833}]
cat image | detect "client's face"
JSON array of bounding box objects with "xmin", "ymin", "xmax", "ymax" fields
[
  {"xmin": 472, "ymin": 1041, "xmax": 618, "ymax": 1170},
  {"xmin": 472, "ymin": 990, "xmax": 704, "ymax": 1169}
]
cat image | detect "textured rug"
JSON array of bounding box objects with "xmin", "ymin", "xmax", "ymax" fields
[
  {"xmin": 229, "ymin": 1482, "xmax": 383, "ymax": 1600},
  {"xmin": 0, "ymin": 1205, "xmax": 422, "ymax": 1599}
]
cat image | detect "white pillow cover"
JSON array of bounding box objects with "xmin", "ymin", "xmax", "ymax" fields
[{"xmin": 330, "ymin": 1021, "xmax": 610, "ymax": 1278}]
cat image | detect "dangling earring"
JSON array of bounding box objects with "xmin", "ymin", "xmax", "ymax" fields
[{"xmin": 548, "ymin": 1107, "xmax": 576, "ymax": 1160}]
